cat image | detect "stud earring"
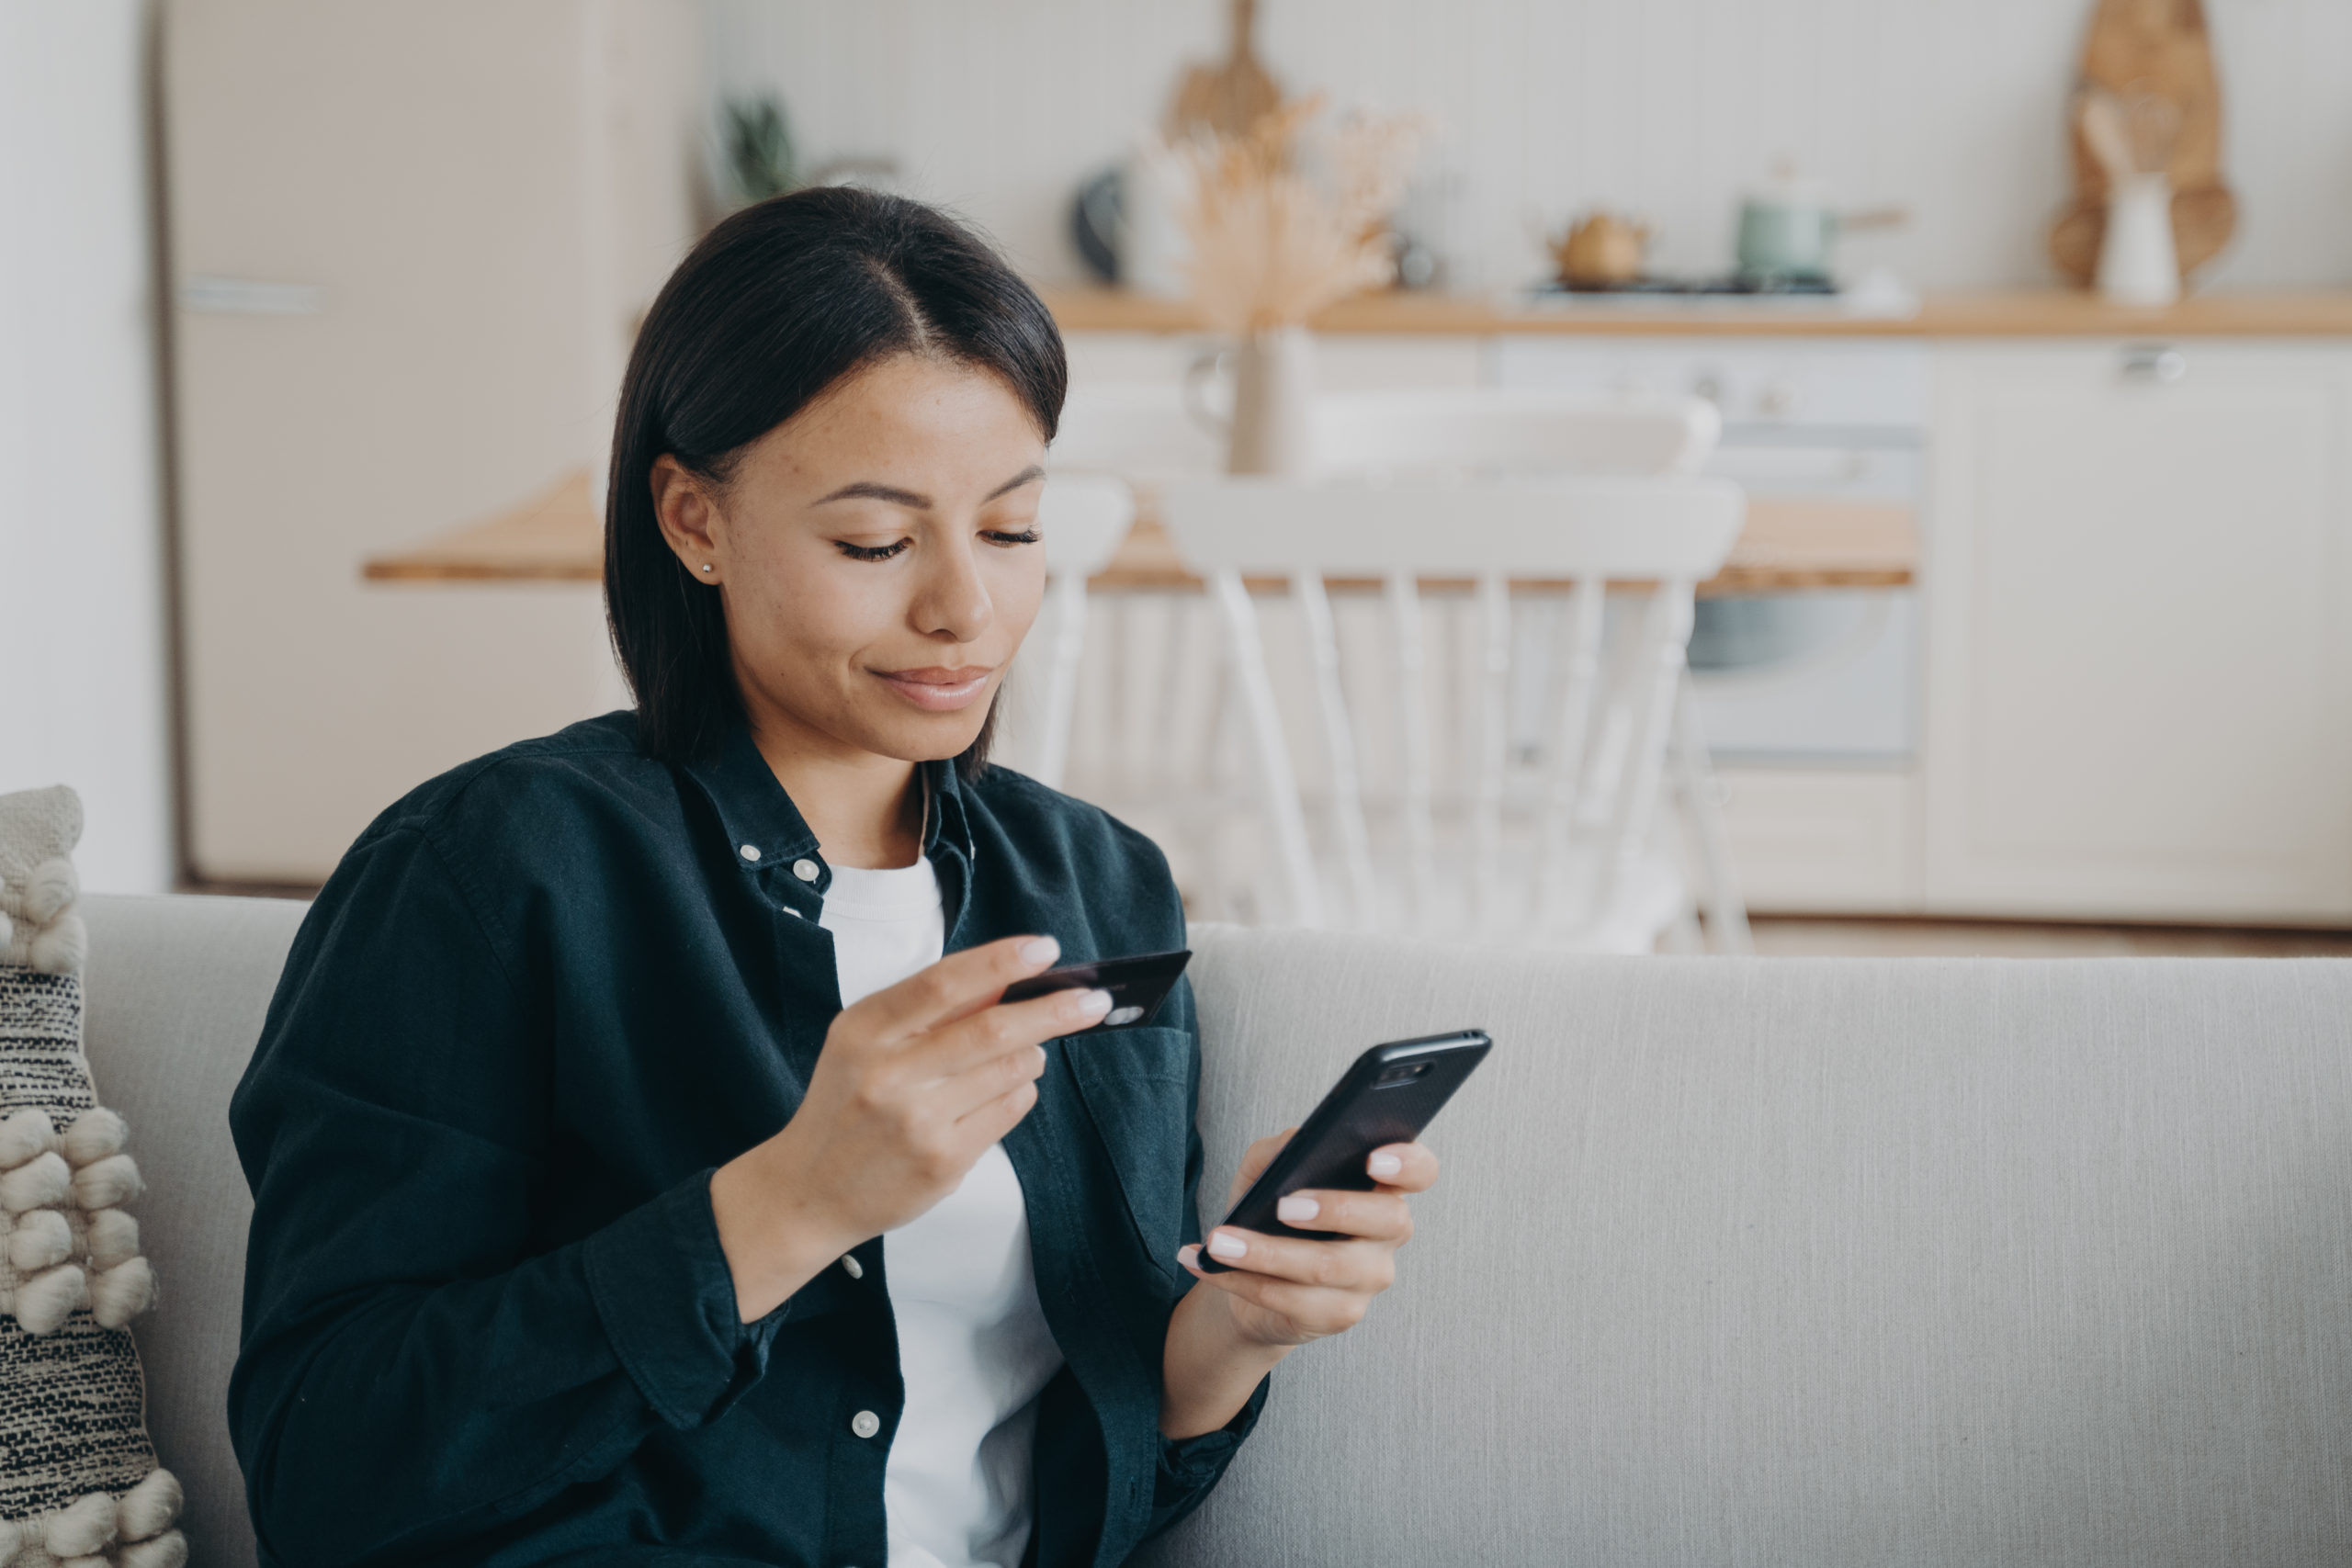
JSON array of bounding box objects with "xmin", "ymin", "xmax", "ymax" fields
[{"xmin": 699, "ymin": 564, "xmax": 714, "ymax": 573}]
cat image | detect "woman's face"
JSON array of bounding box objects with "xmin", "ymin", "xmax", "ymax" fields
[{"xmin": 656, "ymin": 353, "xmax": 1050, "ymax": 766}]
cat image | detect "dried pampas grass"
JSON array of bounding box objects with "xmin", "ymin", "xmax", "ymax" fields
[{"xmin": 1152, "ymin": 95, "xmax": 1427, "ymax": 337}]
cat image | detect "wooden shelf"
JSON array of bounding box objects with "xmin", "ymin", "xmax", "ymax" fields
[
  {"xmin": 364, "ymin": 472, "xmax": 1915, "ymax": 597},
  {"xmin": 1044, "ymin": 286, "xmax": 2352, "ymax": 339}
]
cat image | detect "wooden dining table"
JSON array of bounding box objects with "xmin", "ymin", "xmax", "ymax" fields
[{"xmin": 361, "ymin": 469, "xmax": 1917, "ymax": 595}]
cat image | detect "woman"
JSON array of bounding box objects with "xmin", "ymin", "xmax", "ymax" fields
[{"xmin": 229, "ymin": 187, "xmax": 1441, "ymax": 1568}]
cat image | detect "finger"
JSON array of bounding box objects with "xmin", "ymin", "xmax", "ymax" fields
[
  {"xmin": 925, "ymin": 1009, "xmax": 1072, "ymax": 1124},
  {"xmin": 952, "ymin": 1076, "xmax": 1040, "ymax": 1141},
  {"xmin": 844, "ymin": 934, "xmax": 1064, "ymax": 1043},
  {"xmin": 1364, "ymin": 1142, "xmax": 1439, "ymax": 1194},
  {"xmin": 1199, "ymin": 1226, "xmax": 1396, "ymax": 1294},
  {"xmin": 1179, "ymin": 1250, "xmax": 1371, "ymax": 1337},
  {"xmin": 1226, "ymin": 1127, "xmax": 1297, "ymax": 1206},
  {"xmin": 1268, "ymin": 1189, "xmax": 1414, "ymax": 1245},
  {"xmin": 913, "ymin": 986, "xmax": 1112, "ymax": 1084}
]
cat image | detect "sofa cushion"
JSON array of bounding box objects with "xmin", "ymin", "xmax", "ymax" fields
[
  {"xmin": 82, "ymin": 895, "xmax": 307, "ymax": 1568},
  {"xmin": 1147, "ymin": 923, "xmax": 2352, "ymax": 1568}
]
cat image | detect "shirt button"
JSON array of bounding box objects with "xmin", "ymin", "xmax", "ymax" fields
[
  {"xmin": 738, "ymin": 844, "xmax": 760, "ymax": 863},
  {"xmin": 793, "ymin": 858, "xmax": 820, "ymax": 882},
  {"xmin": 850, "ymin": 1409, "xmax": 881, "ymax": 1439},
  {"xmin": 840, "ymin": 1254, "xmax": 864, "ymax": 1280}
]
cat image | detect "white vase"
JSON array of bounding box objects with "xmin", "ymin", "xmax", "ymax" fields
[
  {"xmin": 2098, "ymin": 173, "xmax": 2180, "ymax": 308},
  {"xmin": 1224, "ymin": 326, "xmax": 1317, "ymax": 476}
]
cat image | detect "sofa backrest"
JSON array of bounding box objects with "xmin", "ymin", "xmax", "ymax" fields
[
  {"xmin": 74, "ymin": 897, "xmax": 2352, "ymax": 1567},
  {"xmin": 83, "ymin": 894, "xmax": 306, "ymax": 1568},
  {"xmin": 1146, "ymin": 924, "xmax": 2352, "ymax": 1568}
]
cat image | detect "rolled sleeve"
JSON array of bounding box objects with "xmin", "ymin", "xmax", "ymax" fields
[
  {"xmin": 582, "ymin": 1168, "xmax": 784, "ymax": 1429},
  {"xmin": 1149, "ymin": 1372, "xmax": 1271, "ymax": 1532}
]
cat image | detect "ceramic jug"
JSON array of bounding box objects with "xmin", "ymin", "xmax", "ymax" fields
[
  {"xmin": 1185, "ymin": 326, "xmax": 1317, "ymax": 476},
  {"xmin": 2097, "ymin": 174, "xmax": 2180, "ymax": 308}
]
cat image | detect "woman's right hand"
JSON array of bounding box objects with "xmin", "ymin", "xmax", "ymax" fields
[{"xmin": 709, "ymin": 934, "xmax": 1108, "ymax": 1320}]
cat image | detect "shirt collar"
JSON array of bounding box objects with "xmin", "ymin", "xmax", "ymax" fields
[
  {"xmin": 679, "ymin": 717, "xmax": 976, "ymax": 874},
  {"xmin": 922, "ymin": 754, "xmax": 976, "ymax": 865}
]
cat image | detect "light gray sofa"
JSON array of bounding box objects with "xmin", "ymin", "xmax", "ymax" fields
[{"xmin": 83, "ymin": 894, "xmax": 2352, "ymax": 1567}]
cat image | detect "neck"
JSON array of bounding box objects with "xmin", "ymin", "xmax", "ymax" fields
[{"xmin": 743, "ymin": 705, "xmax": 926, "ymax": 872}]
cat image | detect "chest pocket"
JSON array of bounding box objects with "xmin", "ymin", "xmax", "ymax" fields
[{"xmin": 1065, "ymin": 1027, "xmax": 1196, "ymax": 1282}]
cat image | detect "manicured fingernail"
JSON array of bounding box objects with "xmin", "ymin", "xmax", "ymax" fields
[
  {"xmin": 1368, "ymin": 1151, "xmax": 1403, "ymax": 1179},
  {"xmin": 1275, "ymin": 1194, "xmax": 1319, "ymax": 1224},
  {"xmin": 1018, "ymin": 936, "xmax": 1060, "ymax": 968},
  {"xmin": 1063, "ymin": 987, "xmax": 1112, "ymax": 1021},
  {"xmin": 1177, "ymin": 1245, "xmax": 1202, "ymax": 1271},
  {"xmin": 1205, "ymin": 1230, "xmax": 1247, "ymax": 1260}
]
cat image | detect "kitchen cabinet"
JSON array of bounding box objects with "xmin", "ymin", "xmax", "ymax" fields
[
  {"xmin": 1713, "ymin": 766, "xmax": 1923, "ymax": 913},
  {"xmin": 1925, "ymin": 342, "xmax": 2352, "ymax": 921}
]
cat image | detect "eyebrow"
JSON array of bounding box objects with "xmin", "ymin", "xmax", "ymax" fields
[{"xmin": 813, "ymin": 464, "xmax": 1046, "ymax": 510}]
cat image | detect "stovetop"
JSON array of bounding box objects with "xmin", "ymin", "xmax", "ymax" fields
[{"xmin": 1534, "ymin": 275, "xmax": 1840, "ymax": 298}]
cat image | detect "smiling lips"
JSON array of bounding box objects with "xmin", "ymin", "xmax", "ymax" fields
[{"xmin": 874, "ymin": 664, "xmax": 994, "ymax": 712}]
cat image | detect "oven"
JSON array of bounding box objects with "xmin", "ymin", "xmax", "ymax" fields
[{"xmin": 1493, "ymin": 336, "xmax": 1928, "ymax": 764}]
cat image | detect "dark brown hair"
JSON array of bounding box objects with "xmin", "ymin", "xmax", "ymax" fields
[{"xmin": 604, "ymin": 185, "xmax": 1067, "ymax": 772}]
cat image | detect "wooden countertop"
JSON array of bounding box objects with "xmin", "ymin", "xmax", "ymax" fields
[
  {"xmin": 363, "ymin": 471, "xmax": 1915, "ymax": 597},
  {"xmin": 1045, "ymin": 286, "xmax": 2352, "ymax": 338}
]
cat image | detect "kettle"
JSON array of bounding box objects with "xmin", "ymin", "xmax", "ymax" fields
[{"xmin": 1549, "ymin": 211, "xmax": 1650, "ymax": 288}]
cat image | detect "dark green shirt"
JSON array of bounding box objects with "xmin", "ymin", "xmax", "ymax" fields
[{"xmin": 228, "ymin": 711, "xmax": 1263, "ymax": 1568}]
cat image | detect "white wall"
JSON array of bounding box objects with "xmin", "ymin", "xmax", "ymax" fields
[
  {"xmin": 704, "ymin": 0, "xmax": 2352, "ymax": 294},
  {"xmin": 0, "ymin": 0, "xmax": 174, "ymax": 892}
]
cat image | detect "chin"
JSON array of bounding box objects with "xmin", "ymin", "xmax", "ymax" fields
[{"xmin": 866, "ymin": 707, "xmax": 992, "ymax": 766}]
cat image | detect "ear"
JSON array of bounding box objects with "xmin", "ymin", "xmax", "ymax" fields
[{"xmin": 650, "ymin": 455, "xmax": 725, "ymax": 581}]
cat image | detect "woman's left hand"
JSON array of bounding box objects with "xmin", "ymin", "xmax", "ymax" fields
[{"xmin": 1177, "ymin": 1130, "xmax": 1440, "ymax": 1348}]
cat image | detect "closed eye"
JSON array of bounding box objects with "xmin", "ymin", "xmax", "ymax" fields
[
  {"xmin": 983, "ymin": 528, "xmax": 1041, "ymax": 547},
  {"xmin": 834, "ymin": 538, "xmax": 910, "ymax": 561}
]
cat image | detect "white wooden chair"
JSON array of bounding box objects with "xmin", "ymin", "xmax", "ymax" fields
[
  {"xmin": 1042, "ymin": 383, "xmax": 1750, "ymax": 952},
  {"xmin": 1158, "ymin": 473, "xmax": 1744, "ymax": 952},
  {"xmin": 1311, "ymin": 389, "xmax": 1749, "ymax": 952},
  {"xmin": 1008, "ymin": 472, "xmax": 1134, "ymax": 789}
]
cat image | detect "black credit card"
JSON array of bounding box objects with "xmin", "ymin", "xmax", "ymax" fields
[{"xmin": 1000, "ymin": 948, "xmax": 1192, "ymax": 1037}]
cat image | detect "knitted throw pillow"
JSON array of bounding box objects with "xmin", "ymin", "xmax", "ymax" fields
[{"xmin": 0, "ymin": 786, "xmax": 185, "ymax": 1567}]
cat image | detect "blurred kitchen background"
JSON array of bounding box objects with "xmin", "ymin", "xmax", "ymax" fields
[
  {"xmin": 7, "ymin": 0, "xmax": 2352, "ymax": 955},
  {"xmin": 707, "ymin": 0, "xmax": 2352, "ymax": 293}
]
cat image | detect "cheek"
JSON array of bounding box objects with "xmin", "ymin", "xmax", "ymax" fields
[
  {"xmin": 990, "ymin": 553, "xmax": 1049, "ymax": 648},
  {"xmin": 728, "ymin": 546, "xmax": 880, "ymax": 672}
]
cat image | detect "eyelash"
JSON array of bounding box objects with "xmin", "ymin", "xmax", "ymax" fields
[{"xmin": 833, "ymin": 528, "xmax": 1039, "ymax": 562}]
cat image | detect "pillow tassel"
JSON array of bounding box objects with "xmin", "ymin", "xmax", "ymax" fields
[
  {"xmin": 67, "ymin": 1154, "xmax": 141, "ymax": 1213},
  {"xmin": 40, "ymin": 1490, "xmax": 117, "ymax": 1558},
  {"xmin": 117, "ymin": 1535, "xmax": 189, "ymax": 1568},
  {"xmin": 13, "ymin": 1263, "xmax": 88, "ymax": 1337},
  {"xmin": 88, "ymin": 1256, "xmax": 154, "ymax": 1330},
  {"xmin": 115, "ymin": 1468, "xmax": 183, "ymax": 1543},
  {"xmin": 6, "ymin": 1211, "xmax": 71, "ymax": 1272},
  {"xmin": 0, "ymin": 1153, "xmax": 71, "ymax": 1214},
  {"xmin": 0, "ymin": 1111, "xmax": 56, "ymax": 1170}
]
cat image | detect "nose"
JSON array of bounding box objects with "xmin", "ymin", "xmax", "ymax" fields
[{"xmin": 910, "ymin": 531, "xmax": 993, "ymax": 643}]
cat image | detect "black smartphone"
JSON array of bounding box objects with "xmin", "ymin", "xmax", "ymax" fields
[
  {"xmin": 1196, "ymin": 1028, "xmax": 1491, "ymax": 1272},
  {"xmin": 999, "ymin": 947, "xmax": 1192, "ymax": 1038}
]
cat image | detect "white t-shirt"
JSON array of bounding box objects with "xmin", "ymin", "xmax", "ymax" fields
[{"xmin": 819, "ymin": 856, "xmax": 1067, "ymax": 1568}]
